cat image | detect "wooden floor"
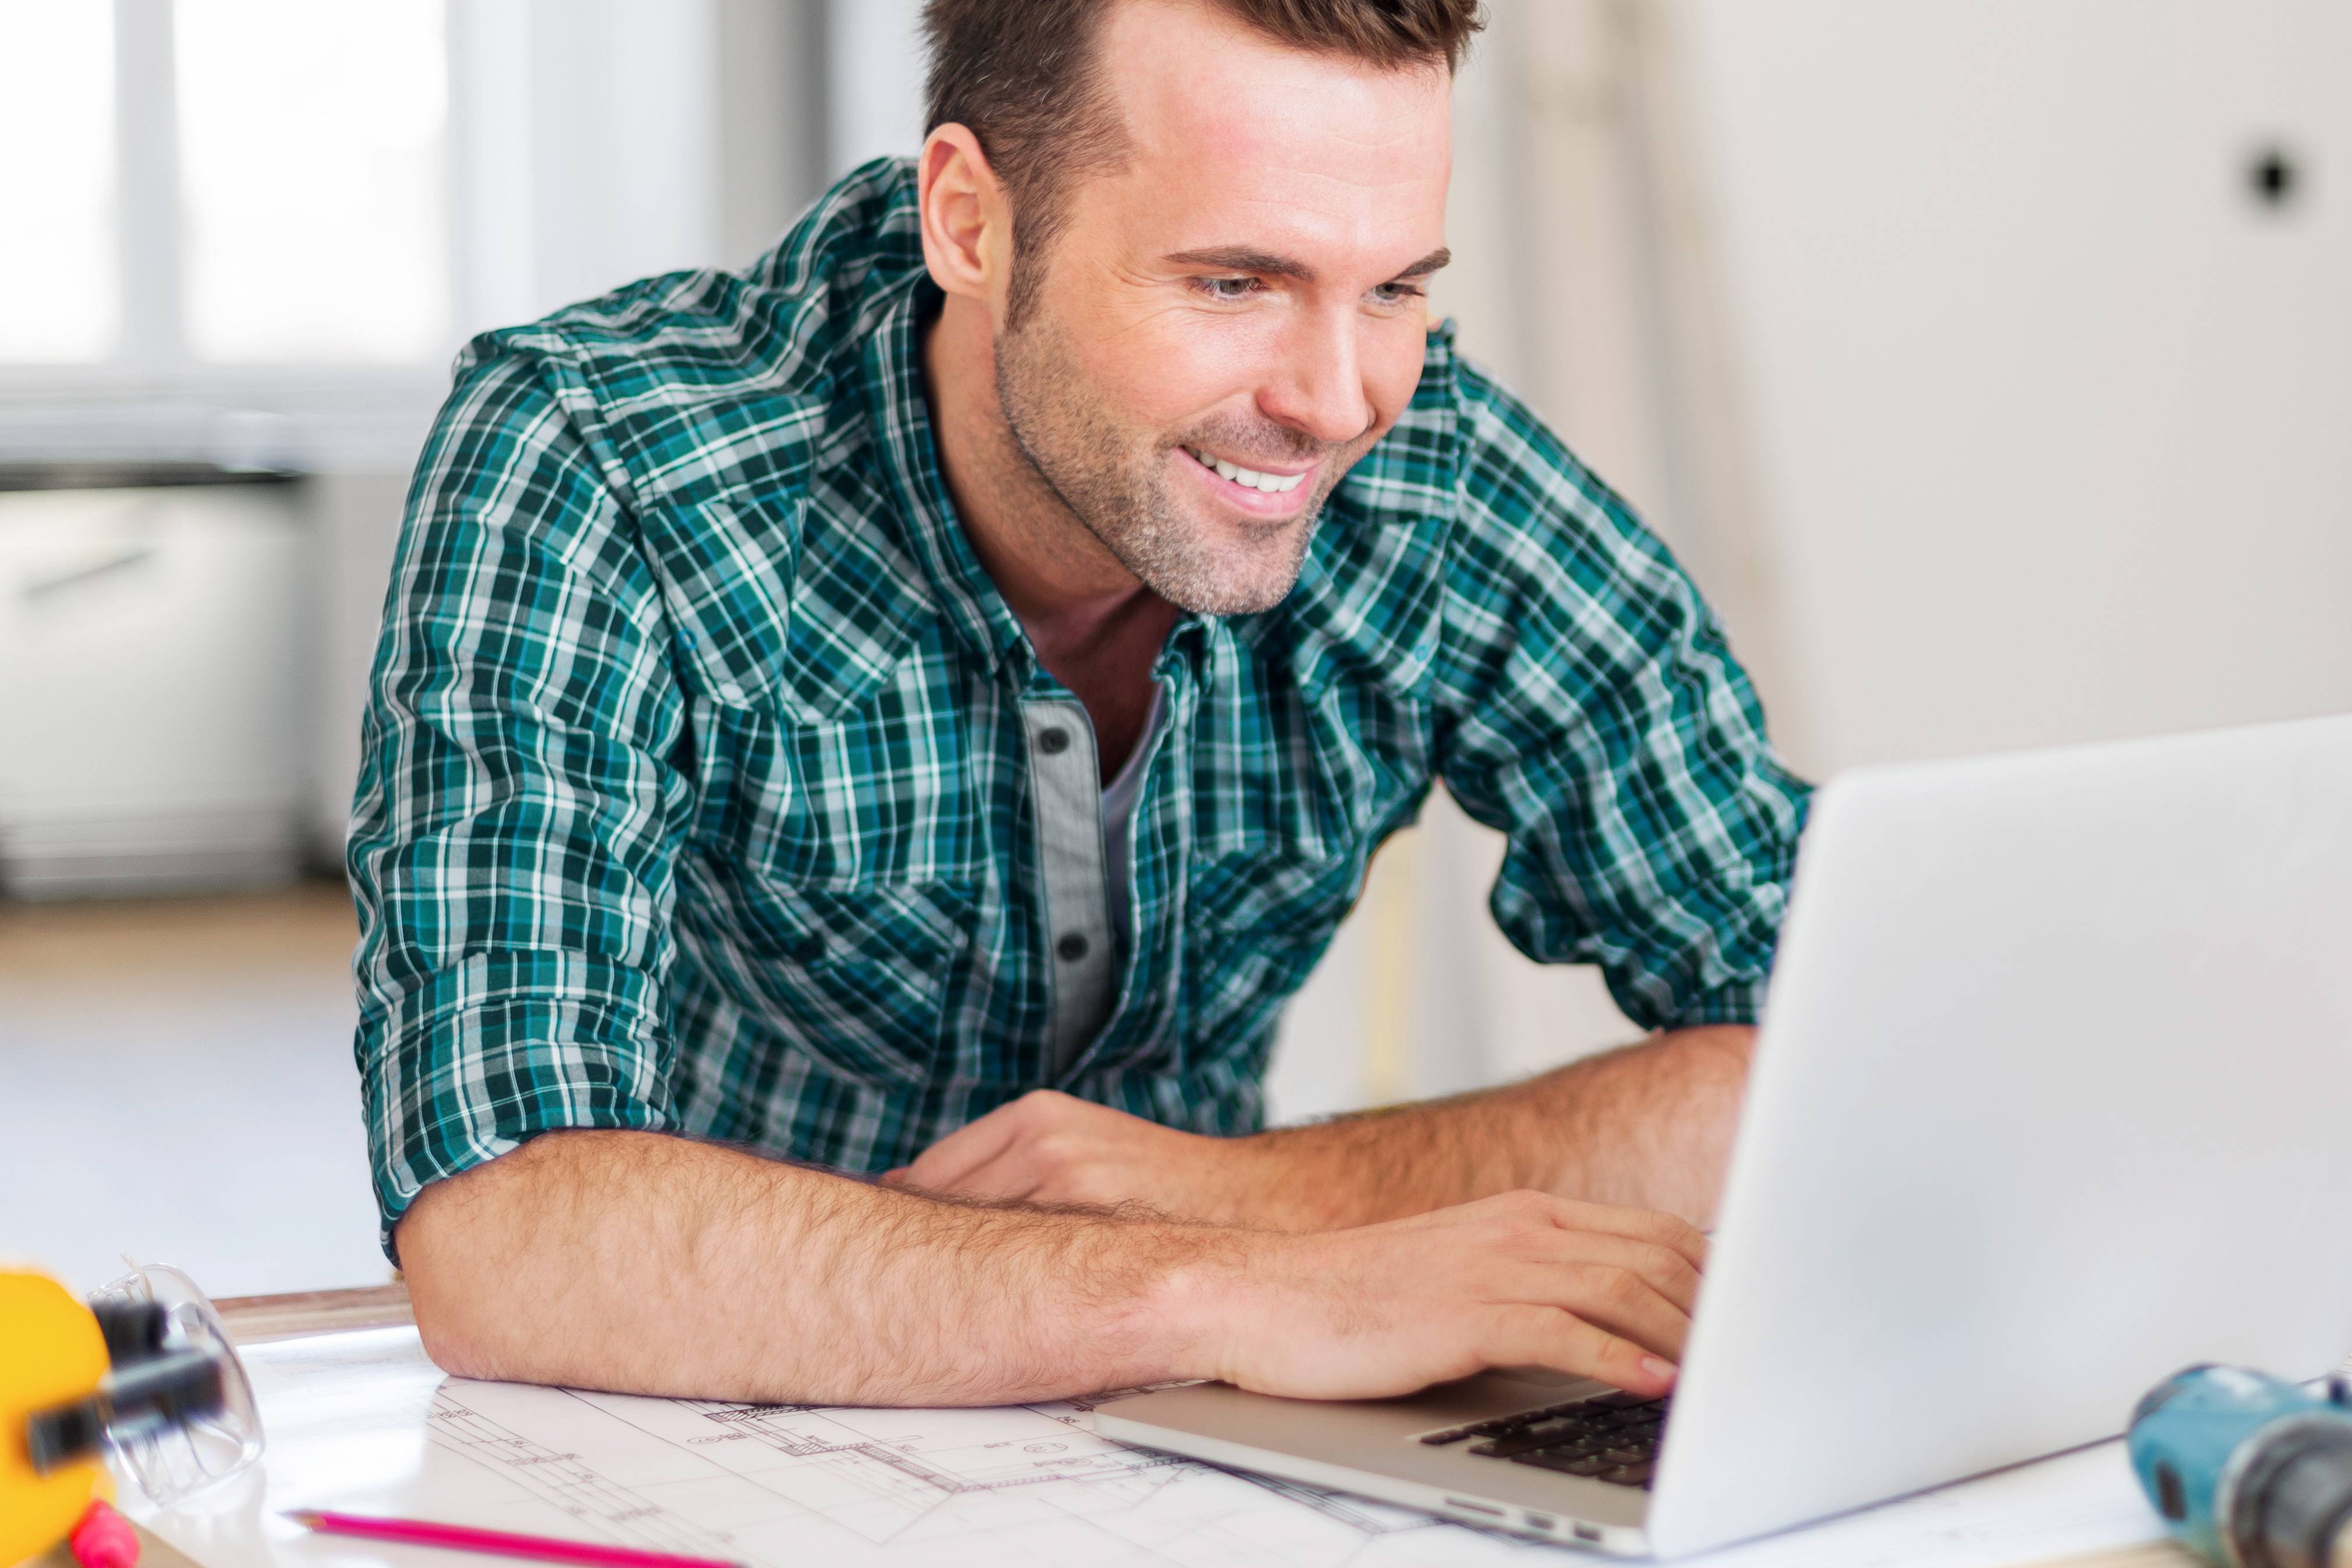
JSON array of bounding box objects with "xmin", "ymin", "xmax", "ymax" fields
[
  {"xmin": 0, "ymin": 881, "xmax": 392, "ymax": 1297},
  {"xmin": 0, "ymin": 877, "xmax": 358, "ymax": 982}
]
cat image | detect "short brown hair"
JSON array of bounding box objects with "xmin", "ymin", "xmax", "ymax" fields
[{"xmin": 923, "ymin": 0, "xmax": 1483, "ymax": 321}]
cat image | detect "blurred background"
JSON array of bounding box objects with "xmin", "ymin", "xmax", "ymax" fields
[{"xmin": 2, "ymin": 0, "xmax": 2345, "ymax": 1297}]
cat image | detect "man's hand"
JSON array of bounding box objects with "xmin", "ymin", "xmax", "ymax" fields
[
  {"xmin": 1190, "ymin": 1189, "xmax": 1705, "ymax": 1402},
  {"xmin": 887, "ymin": 1090, "xmax": 1283, "ymax": 1225}
]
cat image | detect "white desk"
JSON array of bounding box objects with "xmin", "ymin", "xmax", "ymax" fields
[{"xmin": 75, "ymin": 1286, "xmax": 2211, "ymax": 1568}]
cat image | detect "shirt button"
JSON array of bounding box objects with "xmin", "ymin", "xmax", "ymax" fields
[
  {"xmin": 1056, "ymin": 932, "xmax": 1090, "ymax": 963},
  {"xmin": 1038, "ymin": 726, "xmax": 1072, "ymax": 755}
]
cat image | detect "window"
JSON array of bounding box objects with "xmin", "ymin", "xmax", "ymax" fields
[
  {"xmin": 0, "ymin": 2, "xmax": 120, "ymax": 361},
  {"xmin": 0, "ymin": 0, "xmax": 450, "ymax": 371},
  {"xmin": 176, "ymin": 0, "xmax": 448, "ymax": 362}
]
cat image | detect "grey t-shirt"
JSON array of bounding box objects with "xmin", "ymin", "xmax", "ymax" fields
[{"xmin": 1099, "ymin": 687, "xmax": 1166, "ymax": 953}]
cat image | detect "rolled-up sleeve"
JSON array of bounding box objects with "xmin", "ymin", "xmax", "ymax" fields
[
  {"xmin": 1434, "ymin": 364, "xmax": 1810, "ymax": 1033},
  {"xmin": 347, "ymin": 340, "xmax": 690, "ymax": 1257}
]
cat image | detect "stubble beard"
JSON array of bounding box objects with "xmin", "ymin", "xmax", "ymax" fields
[{"xmin": 992, "ymin": 311, "xmax": 1352, "ymax": 618}]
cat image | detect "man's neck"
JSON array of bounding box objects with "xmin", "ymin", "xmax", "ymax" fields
[{"xmin": 922, "ymin": 292, "xmax": 1177, "ymax": 779}]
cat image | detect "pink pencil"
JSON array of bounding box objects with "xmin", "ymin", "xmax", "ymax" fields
[{"xmin": 286, "ymin": 1509, "xmax": 743, "ymax": 1568}]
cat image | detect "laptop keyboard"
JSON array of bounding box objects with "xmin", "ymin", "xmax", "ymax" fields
[{"xmin": 1417, "ymin": 1391, "xmax": 1670, "ymax": 1489}]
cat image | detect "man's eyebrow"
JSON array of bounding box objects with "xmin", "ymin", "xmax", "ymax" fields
[
  {"xmin": 1393, "ymin": 246, "xmax": 1452, "ymax": 280},
  {"xmin": 1163, "ymin": 246, "xmax": 1317, "ymax": 282},
  {"xmin": 1159, "ymin": 245, "xmax": 1453, "ymax": 285}
]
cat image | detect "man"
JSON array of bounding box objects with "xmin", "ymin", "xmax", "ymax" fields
[{"xmin": 352, "ymin": 0, "xmax": 1807, "ymax": 1409}]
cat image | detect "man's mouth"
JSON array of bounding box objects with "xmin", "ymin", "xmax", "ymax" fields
[{"xmin": 1183, "ymin": 445, "xmax": 1310, "ymax": 495}]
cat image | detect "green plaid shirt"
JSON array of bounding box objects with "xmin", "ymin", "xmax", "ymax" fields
[{"xmin": 350, "ymin": 159, "xmax": 1810, "ymax": 1252}]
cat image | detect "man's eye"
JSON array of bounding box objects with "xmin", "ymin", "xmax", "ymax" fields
[
  {"xmin": 1197, "ymin": 276, "xmax": 1262, "ymax": 302},
  {"xmin": 1371, "ymin": 282, "xmax": 1427, "ymax": 306}
]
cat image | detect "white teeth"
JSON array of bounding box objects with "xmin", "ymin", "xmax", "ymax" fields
[{"xmin": 1189, "ymin": 448, "xmax": 1304, "ymax": 494}]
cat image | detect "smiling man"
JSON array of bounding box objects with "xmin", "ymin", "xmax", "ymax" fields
[{"xmin": 352, "ymin": 0, "xmax": 1808, "ymax": 1407}]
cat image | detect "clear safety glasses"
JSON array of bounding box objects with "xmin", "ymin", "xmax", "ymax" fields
[{"xmin": 88, "ymin": 1260, "xmax": 265, "ymax": 1506}]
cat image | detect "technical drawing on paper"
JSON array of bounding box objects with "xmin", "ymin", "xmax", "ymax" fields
[{"xmin": 423, "ymin": 1377, "xmax": 1546, "ymax": 1568}]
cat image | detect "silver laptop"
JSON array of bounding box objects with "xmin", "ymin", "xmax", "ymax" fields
[{"xmin": 1095, "ymin": 715, "xmax": 2352, "ymax": 1558}]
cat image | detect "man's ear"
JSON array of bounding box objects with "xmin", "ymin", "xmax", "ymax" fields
[{"xmin": 917, "ymin": 125, "xmax": 1012, "ymax": 310}]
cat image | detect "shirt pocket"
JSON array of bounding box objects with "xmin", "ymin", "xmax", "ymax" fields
[
  {"xmin": 710, "ymin": 873, "xmax": 981, "ymax": 1087},
  {"xmin": 1182, "ymin": 845, "xmax": 1366, "ymax": 1053},
  {"xmin": 673, "ymin": 675, "xmax": 985, "ymax": 1087}
]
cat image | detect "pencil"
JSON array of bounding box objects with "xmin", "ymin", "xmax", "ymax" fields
[{"xmin": 285, "ymin": 1509, "xmax": 744, "ymax": 1568}]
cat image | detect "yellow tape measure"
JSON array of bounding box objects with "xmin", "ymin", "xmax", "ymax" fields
[{"xmin": 2, "ymin": 1269, "xmax": 113, "ymax": 1565}]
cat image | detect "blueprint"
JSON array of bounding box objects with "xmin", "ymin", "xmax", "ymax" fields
[
  {"xmin": 421, "ymin": 1378, "xmax": 1553, "ymax": 1567},
  {"xmin": 137, "ymin": 1326, "xmax": 2176, "ymax": 1568}
]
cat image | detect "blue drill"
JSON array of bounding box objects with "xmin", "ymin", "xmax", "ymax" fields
[{"xmin": 2128, "ymin": 1365, "xmax": 2352, "ymax": 1568}]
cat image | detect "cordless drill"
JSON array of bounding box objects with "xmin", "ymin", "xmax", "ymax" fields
[{"xmin": 2128, "ymin": 1364, "xmax": 2352, "ymax": 1568}]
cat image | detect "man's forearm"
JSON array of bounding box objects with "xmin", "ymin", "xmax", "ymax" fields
[
  {"xmin": 398, "ymin": 1129, "xmax": 1223, "ymax": 1405},
  {"xmin": 398, "ymin": 1126, "xmax": 1711, "ymax": 1409},
  {"xmin": 1245, "ymin": 1025, "xmax": 1755, "ymax": 1231}
]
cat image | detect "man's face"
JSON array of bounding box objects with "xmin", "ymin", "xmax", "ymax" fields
[{"xmin": 992, "ymin": 0, "xmax": 1453, "ymax": 616}]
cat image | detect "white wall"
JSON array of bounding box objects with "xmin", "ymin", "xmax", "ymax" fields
[
  {"xmin": 448, "ymin": 0, "xmax": 727, "ymax": 357},
  {"xmin": 1672, "ymin": 0, "xmax": 2352, "ymax": 775},
  {"xmin": 826, "ymin": 0, "xmax": 928, "ymax": 179},
  {"xmin": 718, "ymin": 0, "xmax": 832, "ymax": 265}
]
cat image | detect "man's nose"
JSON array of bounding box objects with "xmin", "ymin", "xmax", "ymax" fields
[{"xmin": 1260, "ymin": 306, "xmax": 1374, "ymax": 447}]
